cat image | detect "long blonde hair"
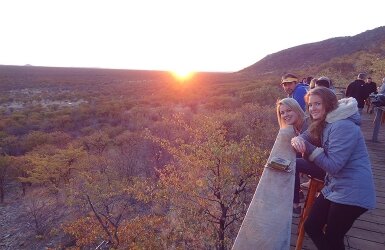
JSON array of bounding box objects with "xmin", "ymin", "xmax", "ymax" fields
[{"xmin": 276, "ymin": 98, "xmax": 305, "ymax": 129}]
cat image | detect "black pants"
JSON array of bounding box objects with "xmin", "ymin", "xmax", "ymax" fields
[
  {"xmin": 304, "ymin": 193, "xmax": 367, "ymax": 250},
  {"xmin": 294, "ymin": 158, "xmax": 325, "ymax": 203}
]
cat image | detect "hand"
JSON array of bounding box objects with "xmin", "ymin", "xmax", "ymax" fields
[{"xmin": 291, "ymin": 136, "xmax": 306, "ymax": 154}]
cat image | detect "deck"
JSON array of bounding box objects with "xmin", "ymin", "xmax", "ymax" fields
[{"xmin": 290, "ymin": 109, "xmax": 385, "ymax": 249}]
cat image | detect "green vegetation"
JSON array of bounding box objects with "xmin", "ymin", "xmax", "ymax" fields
[{"xmin": 0, "ymin": 65, "xmax": 279, "ymax": 249}]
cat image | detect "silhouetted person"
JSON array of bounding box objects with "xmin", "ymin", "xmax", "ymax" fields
[
  {"xmin": 364, "ymin": 77, "xmax": 377, "ymax": 113},
  {"xmin": 346, "ymin": 73, "xmax": 366, "ymax": 113},
  {"xmin": 365, "ymin": 77, "xmax": 377, "ymax": 96}
]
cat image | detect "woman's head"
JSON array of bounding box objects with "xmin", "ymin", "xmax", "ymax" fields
[
  {"xmin": 305, "ymin": 87, "xmax": 338, "ymax": 146},
  {"xmin": 305, "ymin": 87, "xmax": 338, "ymax": 121},
  {"xmin": 309, "ymin": 78, "xmax": 317, "ymax": 89},
  {"xmin": 276, "ymin": 98, "xmax": 305, "ymax": 128}
]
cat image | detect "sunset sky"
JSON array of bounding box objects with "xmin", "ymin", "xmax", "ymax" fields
[{"xmin": 1, "ymin": 0, "xmax": 384, "ymax": 73}]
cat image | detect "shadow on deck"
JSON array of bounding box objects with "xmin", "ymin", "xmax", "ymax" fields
[{"xmin": 290, "ymin": 110, "xmax": 385, "ymax": 249}]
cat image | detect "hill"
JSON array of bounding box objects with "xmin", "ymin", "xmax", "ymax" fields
[{"xmin": 240, "ymin": 26, "xmax": 385, "ymax": 83}]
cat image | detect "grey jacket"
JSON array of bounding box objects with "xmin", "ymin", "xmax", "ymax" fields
[{"xmin": 302, "ymin": 97, "xmax": 376, "ymax": 209}]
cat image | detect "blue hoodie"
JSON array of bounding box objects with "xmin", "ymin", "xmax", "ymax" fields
[
  {"xmin": 301, "ymin": 97, "xmax": 376, "ymax": 209},
  {"xmin": 290, "ymin": 84, "xmax": 308, "ymax": 111}
]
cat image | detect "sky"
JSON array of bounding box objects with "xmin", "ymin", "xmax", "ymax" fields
[{"xmin": 0, "ymin": 0, "xmax": 384, "ymax": 73}]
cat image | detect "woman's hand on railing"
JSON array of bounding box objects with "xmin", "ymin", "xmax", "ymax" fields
[{"xmin": 291, "ymin": 136, "xmax": 306, "ymax": 154}]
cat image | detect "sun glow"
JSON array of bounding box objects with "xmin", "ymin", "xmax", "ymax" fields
[{"xmin": 171, "ymin": 70, "xmax": 194, "ymax": 81}]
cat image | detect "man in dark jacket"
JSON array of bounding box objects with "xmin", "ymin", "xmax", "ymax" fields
[
  {"xmin": 365, "ymin": 77, "xmax": 377, "ymax": 97},
  {"xmin": 346, "ymin": 73, "xmax": 366, "ymax": 113},
  {"xmin": 364, "ymin": 77, "xmax": 377, "ymax": 113}
]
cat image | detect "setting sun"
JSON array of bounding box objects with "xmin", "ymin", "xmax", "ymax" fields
[{"xmin": 171, "ymin": 70, "xmax": 194, "ymax": 81}]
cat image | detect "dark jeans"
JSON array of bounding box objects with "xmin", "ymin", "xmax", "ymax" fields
[
  {"xmin": 304, "ymin": 193, "xmax": 367, "ymax": 250},
  {"xmin": 294, "ymin": 158, "xmax": 326, "ymax": 203}
]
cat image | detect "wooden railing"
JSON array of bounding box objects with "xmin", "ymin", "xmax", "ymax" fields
[{"xmin": 232, "ymin": 127, "xmax": 296, "ymax": 250}]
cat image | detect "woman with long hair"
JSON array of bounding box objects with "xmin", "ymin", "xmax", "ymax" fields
[
  {"xmin": 276, "ymin": 97, "xmax": 306, "ymax": 132},
  {"xmin": 276, "ymin": 98, "xmax": 325, "ymax": 217},
  {"xmin": 291, "ymin": 87, "xmax": 376, "ymax": 249}
]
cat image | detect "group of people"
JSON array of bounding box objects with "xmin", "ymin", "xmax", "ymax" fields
[
  {"xmin": 280, "ymin": 74, "xmax": 337, "ymax": 112},
  {"xmin": 299, "ymin": 76, "xmax": 335, "ymax": 90},
  {"xmin": 346, "ymin": 73, "xmax": 385, "ymax": 113},
  {"xmin": 277, "ymin": 73, "xmax": 376, "ymax": 249}
]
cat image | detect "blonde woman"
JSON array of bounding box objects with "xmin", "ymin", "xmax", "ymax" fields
[
  {"xmin": 309, "ymin": 78, "xmax": 318, "ymax": 89},
  {"xmin": 277, "ymin": 98, "xmax": 307, "ymax": 133},
  {"xmin": 277, "ymin": 98, "xmax": 325, "ymax": 217}
]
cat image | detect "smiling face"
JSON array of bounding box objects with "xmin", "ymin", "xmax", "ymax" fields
[
  {"xmin": 308, "ymin": 94, "xmax": 326, "ymax": 120},
  {"xmin": 281, "ymin": 81, "xmax": 296, "ymax": 95},
  {"xmin": 279, "ymin": 104, "xmax": 300, "ymax": 126}
]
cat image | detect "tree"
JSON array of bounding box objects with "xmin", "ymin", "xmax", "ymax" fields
[
  {"xmin": 25, "ymin": 197, "xmax": 51, "ymax": 236},
  {"xmin": 22, "ymin": 145, "xmax": 86, "ymax": 192},
  {"xmin": 147, "ymin": 115, "xmax": 268, "ymax": 249},
  {"xmin": 64, "ymin": 153, "xmax": 158, "ymax": 248},
  {"xmin": 80, "ymin": 131, "xmax": 111, "ymax": 154},
  {"xmin": 22, "ymin": 130, "xmax": 72, "ymax": 152}
]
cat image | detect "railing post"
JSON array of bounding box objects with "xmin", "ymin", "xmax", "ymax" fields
[{"xmin": 232, "ymin": 127, "xmax": 296, "ymax": 250}]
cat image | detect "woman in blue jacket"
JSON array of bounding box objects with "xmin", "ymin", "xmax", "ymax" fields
[{"xmin": 291, "ymin": 87, "xmax": 376, "ymax": 250}]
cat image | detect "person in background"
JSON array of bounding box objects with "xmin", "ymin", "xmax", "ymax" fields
[
  {"xmin": 299, "ymin": 77, "xmax": 310, "ymax": 90},
  {"xmin": 364, "ymin": 77, "xmax": 378, "ymax": 113},
  {"xmin": 276, "ymin": 98, "xmax": 320, "ymax": 217},
  {"xmin": 315, "ymin": 77, "xmax": 331, "ymax": 88},
  {"xmin": 345, "ymin": 73, "xmax": 367, "ymax": 113},
  {"xmin": 365, "ymin": 76, "xmax": 377, "ymax": 96},
  {"xmin": 291, "ymin": 87, "xmax": 376, "ymax": 249},
  {"xmin": 317, "ymin": 76, "xmax": 337, "ymax": 92},
  {"xmin": 281, "ymin": 73, "xmax": 308, "ymax": 111},
  {"xmin": 306, "ymin": 76, "xmax": 313, "ymax": 86},
  {"xmin": 309, "ymin": 78, "xmax": 317, "ymax": 89}
]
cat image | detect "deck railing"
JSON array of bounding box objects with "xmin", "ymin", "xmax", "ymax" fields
[{"xmin": 232, "ymin": 127, "xmax": 296, "ymax": 250}]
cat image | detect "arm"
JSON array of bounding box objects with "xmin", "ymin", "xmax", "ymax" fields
[
  {"xmin": 292, "ymin": 121, "xmax": 359, "ymax": 175},
  {"xmin": 299, "ymin": 129, "xmax": 312, "ymax": 143},
  {"xmin": 291, "ymin": 130, "xmax": 315, "ymax": 155}
]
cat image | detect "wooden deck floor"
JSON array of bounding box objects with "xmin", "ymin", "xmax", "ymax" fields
[{"xmin": 290, "ymin": 110, "xmax": 385, "ymax": 250}]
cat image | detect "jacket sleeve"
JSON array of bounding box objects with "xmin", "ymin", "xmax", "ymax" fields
[
  {"xmin": 300, "ymin": 130, "xmax": 312, "ymax": 142},
  {"xmin": 306, "ymin": 121, "xmax": 359, "ymax": 175}
]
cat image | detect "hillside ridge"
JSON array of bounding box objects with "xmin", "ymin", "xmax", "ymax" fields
[{"xmin": 241, "ymin": 26, "xmax": 385, "ymax": 76}]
